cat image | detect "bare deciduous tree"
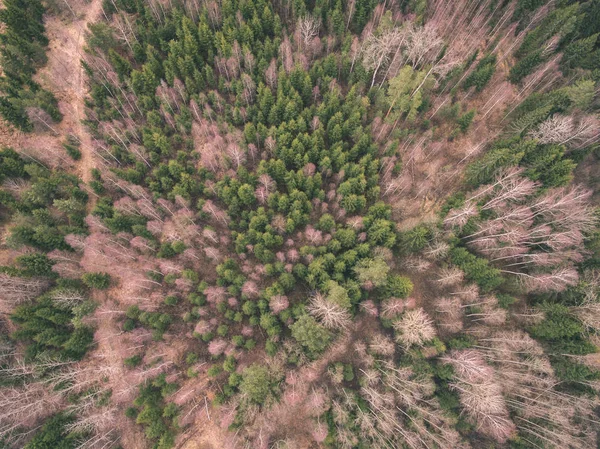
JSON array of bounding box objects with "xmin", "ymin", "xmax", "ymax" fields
[
  {"xmin": 530, "ymin": 115, "xmax": 600, "ymax": 149},
  {"xmin": 297, "ymin": 16, "xmax": 320, "ymax": 49},
  {"xmin": 0, "ymin": 274, "xmax": 49, "ymax": 308},
  {"xmin": 393, "ymin": 308, "xmax": 436, "ymax": 348},
  {"xmin": 307, "ymin": 293, "xmax": 352, "ymax": 329},
  {"xmin": 362, "ymin": 29, "xmax": 404, "ymax": 87},
  {"xmin": 443, "ymin": 350, "xmax": 516, "ymax": 442}
]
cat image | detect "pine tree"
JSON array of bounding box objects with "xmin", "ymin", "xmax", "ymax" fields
[
  {"xmin": 0, "ymin": 96, "xmax": 31, "ymax": 131},
  {"xmin": 561, "ymin": 34, "xmax": 599, "ymax": 71}
]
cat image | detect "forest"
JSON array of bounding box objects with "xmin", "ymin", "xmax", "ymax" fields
[{"xmin": 1, "ymin": 0, "xmax": 600, "ymax": 448}]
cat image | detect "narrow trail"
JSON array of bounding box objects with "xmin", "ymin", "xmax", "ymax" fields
[{"xmin": 36, "ymin": 0, "xmax": 104, "ymax": 184}]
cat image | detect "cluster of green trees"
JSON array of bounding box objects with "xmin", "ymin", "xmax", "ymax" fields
[
  {"xmin": 463, "ymin": 53, "xmax": 496, "ymax": 92},
  {"xmin": 82, "ymin": 0, "xmax": 416, "ymax": 390},
  {"xmin": 77, "ymin": 1, "xmax": 441, "ymax": 442},
  {"xmin": 124, "ymin": 305, "xmax": 172, "ymax": 340},
  {"xmin": 529, "ymin": 286, "xmax": 600, "ymax": 391},
  {"xmin": 11, "ymin": 278, "xmax": 95, "ymax": 361},
  {"xmin": 449, "ymin": 247, "xmax": 503, "ymax": 292},
  {"xmin": 465, "ymin": 136, "xmax": 576, "ymax": 188},
  {"xmin": 463, "ymin": 75, "xmax": 597, "ymax": 190},
  {"xmin": 0, "ymin": 149, "xmax": 88, "ymax": 251},
  {"xmin": 127, "ymin": 374, "xmax": 179, "ymax": 449},
  {"xmin": 510, "ymin": 1, "xmax": 600, "ymax": 83},
  {"xmin": 0, "ymin": 0, "xmax": 62, "ymax": 130},
  {"xmin": 0, "ymin": 181, "xmax": 96, "ymax": 363},
  {"xmin": 23, "ymin": 413, "xmax": 78, "ymax": 449}
]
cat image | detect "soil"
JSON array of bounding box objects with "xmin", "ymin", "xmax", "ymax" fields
[{"xmin": 35, "ymin": 0, "xmax": 103, "ymax": 183}]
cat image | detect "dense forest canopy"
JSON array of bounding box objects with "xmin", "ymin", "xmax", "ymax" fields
[{"xmin": 1, "ymin": 0, "xmax": 600, "ymax": 448}]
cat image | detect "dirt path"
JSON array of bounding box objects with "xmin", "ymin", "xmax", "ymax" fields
[{"xmin": 34, "ymin": 0, "xmax": 104, "ymax": 183}]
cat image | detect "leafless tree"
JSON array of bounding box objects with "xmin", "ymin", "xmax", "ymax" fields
[
  {"xmin": 307, "ymin": 293, "xmax": 351, "ymax": 330},
  {"xmin": 50, "ymin": 288, "xmax": 86, "ymax": 308},
  {"xmin": 445, "ymin": 169, "xmax": 596, "ymax": 293},
  {"xmin": 0, "ymin": 274, "xmax": 50, "ymax": 308},
  {"xmin": 436, "ymin": 267, "xmax": 464, "ymax": 287},
  {"xmin": 393, "ymin": 308, "xmax": 436, "ymax": 348},
  {"xmin": 530, "ymin": 115, "xmax": 600, "ymax": 149},
  {"xmin": 435, "ymin": 297, "xmax": 464, "ymax": 333},
  {"xmin": 280, "ymin": 35, "xmax": 294, "ymax": 74},
  {"xmin": 475, "ymin": 329, "xmax": 598, "ymax": 449},
  {"xmin": 265, "ymin": 59, "xmax": 278, "ymax": 89},
  {"xmin": 443, "ymin": 349, "xmax": 516, "ymax": 442},
  {"xmin": 297, "ymin": 16, "xmax": 320, "ymax": 49},
  {"xmin": 424, "ymin": 240, "xmax": 450, "ymax": 260},
  {"xmin": 443, "ymin": 201, "xmax": 478, "ymax": 229},
  {"xmin": 380, "ymin": 298, "xmax": 405, "ymax": 319},
  {"xmin": 269, "ymin": 295, "xmax": 289, "ymax": 314},
  {"xmin": 362, "ymin": 28, "xmax": 404, "ymax": 87},
  {"xmin": 0, "ymin": 382, "xmax": 61, "ymax": 447},
  {"xmin": 369, "ymin": 334, "xmax": 395, "ymax": 356},
  {"xmin": 405, "ymin": 24, "xmax": 444, "ymax": 68}
]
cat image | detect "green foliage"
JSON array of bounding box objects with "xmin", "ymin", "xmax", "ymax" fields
[
  {"xmin": 1, "ymin": 163, "xmax": 87, "ymax": 250},
  {"xmin": 382, "ymin": 275, "xmax": 413, "ymax": 299},
  {"xmin": 318, "ymin": 213, "xmax": 336, "ymax": 232},
  {"xmin": 325, "ymin": 280, "xmax": 352, "ymax": 309},
  {"xmin": 223, "ymin": 355, "xmax": 236, "ymax": 372},
  {"xmin": 164, "ymin": 295, "xmax": 178, "ymax": 306},
  {"xmin": 457, "ymin": 110, "xmax": 475, "ymax": 133},
  {"xmin": 13, "ymin": 253, "xmax": 56, "ymax": 277},
  {"xmin": 0, "ymin": 147, "xmax": 26, "ymax": 182},
  {"xmin": 450, "ymin": 247, "xmax": 503, "ymax": 292},
  {"xmin": 125, "ymin": 305, "xmax": 172, "ymax": 338},
  {"xmin": 530, "ymin": 303, "xmax": 584, "ymax": 340},
  {"xmin": 239, "ymin": 364, "xmax": 278, "ymax": 404},
  {"xmin": 290, "ymin": 314, "xmax": 332, "ymax": 356},
  {"xmin": 207, "ymin": 365, "xmax": 222, "ymax": 377},
  {"xmin": 132, "ymin": 375, "xmax": 178, "ymax": 449},
  {"xmin": 561, "ymin": 34, "xmax": 599, "ymax": 72},
  {"xmin": 497, "ymin": 294, "xmax": 517, "ymax": 309},
  {"xmin": 123, "ymin": 318, "xmax": 136, "ymax": 332},
  {"xmin": 566, "ymin": 79, "xmax": 596, "ymax": 110},
  {"xmin": 24, "ymin": 414, "xmax": 76, "ymax": 449},
  {"xmin": 62, "ymin": 136, "xmax": 81, "ymax": 160},
  {"xmin": 463, "ymin": 54, "xmax": 496, "ymax": 92},
  {"xmin": 23, "ymin": 2, "xmax": 600, "ymax": 446},
  {"xmin": 11, "ymin": 291, "xmax": 95, "ymax": 361},
  {"xmin": 465, "ymin": 145, "xmax": 525, "ymax": 187},
  {"xmin": 399, "ymin": 225, "xmax": 431, "ymax": 253},
  {"xmin": 509, "ymin": 51, "xmax": 544, "ymax": 84},
  {"xmin": 551, "ymin": 356, "xmax": 600, "ymax": 393},
  {"xmin": 0, "ymin": 0, "xmax": 62, "ymax": 130},
  {"xmin": 353, "ymin": 257, "xmax": 390, "ymax": 287},
  {"xmin": 81, "ymin": 272, "xmax": 111, "ymax": 289},
  {"xmin": 516, "ymin": 4, "xmax": 579, "ymax": 59},
  {"xmin": 464, "ymin": 137, "xmax": 575, "ymax": 188},
  {"xmin": 521, "ymin": 143, "xmax": 575, "ymax": 187},
  {"xmin": 512, "ymin": 0, "xmax": 546, "ymax": 22},
  {"xmin": 125, "ymin": 354, "xmax": 143, "ymax": 368},
  {"xmin": 365, "ymin": 218, "xmax": 397, "ymax": 248},
  {"xmin": 343, "ymin": 363, "xmax": 355, "ymax": 382},
  {"xmin": 385, "ymin": 66, "xmax": 432, "ymax": 122}
]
